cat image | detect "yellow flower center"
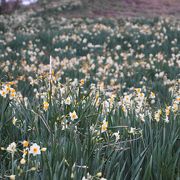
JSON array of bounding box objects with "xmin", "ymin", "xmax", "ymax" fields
[
  {"xmin": 10, "ymin": 93, "xmax": 15, "ymax": 97},
  {"xmin": 22, "ymin": 141, "xmax": 29, "ymax": 147},
  {"xmin": 10, "ymin": 88, "xmax": 16, "ymax": 93},
  {"xmin": 6, "ymin": 87, "xmax": 11, "ymax": 91},
  {"xmin": 33, "ymin": 147, "xmax": 38, "ymax": 153},
  {"xmin": 72, "ymin": 114, "xmax": 76, "ymax": 119}
]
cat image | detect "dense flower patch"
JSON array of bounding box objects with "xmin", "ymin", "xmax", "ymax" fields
[{"xmin": 0, "ymin": 11, "xmax": 179, "ymax": 179}]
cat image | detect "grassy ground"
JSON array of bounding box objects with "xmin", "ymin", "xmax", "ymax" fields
[{"xmin": 0, "ymin": 4, "xmax": 180, "ymax": 180}]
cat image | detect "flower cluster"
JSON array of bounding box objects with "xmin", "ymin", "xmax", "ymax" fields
[
  {"xmin": 1, "ymin": 141, "xmax": 46, "ymax": 179},
  {"xmin": 0, "ymin": 82, "xmax": 16, "ymax": 99}
]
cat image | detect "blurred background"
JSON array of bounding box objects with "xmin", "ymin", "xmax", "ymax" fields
[{"xmin": 0, "ymin": 0, "xmax": 180, "ymax": 18}]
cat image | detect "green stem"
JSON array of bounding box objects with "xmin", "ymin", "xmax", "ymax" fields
[{"xmin": 12, "ymin": 153, "xmax": 14, "ymax": 175}]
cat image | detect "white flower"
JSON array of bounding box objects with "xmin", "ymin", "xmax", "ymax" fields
[
  {"xmin": 61, "ymin": 119, "xmax": 69, "ymax": 130},
  {"xmin": 139, "ymin": 113, "xmax": 145, "ymax": 122},
  {"xmin": 41, "ymin": 147, "xmax": 47, "ymax": 152},
  {"xmin": 20, "ymin": 158, "xmax": 26, "ymax": 165},
  {"xmin": 112, "ymin": 131, "xmax": 120, "ymax": 142},
  {"xmin": 7, "ymin": 142, "xmax": 16, "ymax": 154},
  {"xmin": 150, "ymin": 92, "xmax": 155, "ymax": 98},
  {"xmin": 165, "ymin": 116, "xmax": 169, "ymax": 123},
  {"xmin": 82, "ymin": 177, "xmax": 87, "ymax": 180},
  {"xmin": 65, "ymin": 97, "xmax": 71, "ymax": 105},
  {"xmin": 154, "ymin": 109, "xmax": 162, "ymax": 122},
  {"xmin": 101, "ymin": 120, "xmax": 108, "ymax": 133},
  {"xmin": 82, "ymin": 172, "xmax": 92, "ymax": 180},
  {"xmin": 9, "ymin": 175, "xmax": 16, "ymax": 180},
  {"xmin": 29, "ymin": 143, "xmax": 41, "ymax": 156},
  {"xmin": 96, "ymin": 172, "xmax": 102, "ymax": 177},
  {"xmin": 12, "ymin": 117, "xmax": 17, "ymax": 125},
  {"xmin": 150, "ymin": 99, "xmax": 155, "ymax": 104},
  {"xmin": 103, "ymin": 100, "xmax": 110, "ymax": 112},
  {"xmin": 0, "ymin": 89, "xmax": 7, "ymax": 98},
  {"xmin": 69, "ymin": 111, "xmax": 78, "ymax": 121},
  {"xmin": 129, "ymin": 127, "xmax": 136, "ymax": 135}
]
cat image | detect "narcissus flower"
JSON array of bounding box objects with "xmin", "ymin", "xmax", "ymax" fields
[
  {"xmin": 41, "ymin": 147, "xmax": 47, "ymax": 152},
  {"xmin": 69, "ymin": 111, "xmax": 78, "ymax": 120},
  {"xmin": 80, "ymin": 79, "xmax": 85, "ymax": 86},
  {"xmin": 135, "ymin": 88, "xmax": 141, "ymax": 93},
  {"xmin": 101, "ymin": 120, "xmax": 108, "ymax": 133},
  {"xmin": 129, "ymin": 127, "xmax": 137, "ymax": 135},
  {"xmin": 154, "ymin": 109, "xmax": 162, "ymax": 122},
  {"xmin": 0, "ymin": 90, "xmax": 7, "ymax": 98},
  {"xmin": 22, "ymin": 148, "xmax": 28, "ymax": 158},
  {"xmin": 9, "ymin": 175, "xmax": 16, "ymax": 180},
  {"xmin": 29, "ymin": 143, "xmax": 41, "ymax": 156},
  {"xmin": 175, "ymin": 96, "xmax": 180, "ymax": 103},
  {"xmin": 43, "ymin": 101, "xmax": 49, "ymax": 111},
  {"xmin": 4, "ymin": 85, "xmax": 11, "ymax": 92},
  {"xmin": 9, "ymin": 92, "xmax": 16, "ymax": 99},
  {"xmin": 172, "ymin": 103, "xmax": 178, "ymax": 113},
  {"xmin": 149, "ymin": 92, "xmax": 155, "ymax": 99},
  {"xmin": 7, "ymin": 142, "xmax": 17, "ymax": 154},
  {"xmin": 112, "ymin": 131, "xmax": 120, "ymax": 142},
  {"xmin": 65, "ymin": 97, "xmax": 71, "ymax": 105},
  {"xmin": 165, "ymin": 106, "xmax": 171, "ymax": 116},
  {"xmin": 10, "ymin": 88, "xmax": 16, "ymax": 93},
  {"xmin": 12, "ymin": 117, "xmax": 17, "ymax": 125},
  {"xmin": 165, "ymin": 116, "xmax": 169, "ymax": 123},
  {"xmin": 22, "ymin": 140, "xmax": 29, "ymax": 147},
  {"xmin": 20, "ymin": 158, "xmax": 26, "ymax": 165},
  {"xmin": 96, "ymin": 172, "xmax": 102, "ymax": 177}
]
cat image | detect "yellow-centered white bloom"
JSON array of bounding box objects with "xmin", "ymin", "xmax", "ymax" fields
[
  {"xmin": 9, "ymin": 92, "xmax": 16, "ymax": 99},
  {"xmin": 135, "ymin": 88, "xmax": 141, "ymax": 93},
  {"xmin": 29, "ymin": 143, "xmax": 41, "ymax": 156},
  {"xmin": 69, "ymin": 111, "xmax": 78, "ymax": 120},
  {"xmin": 0, "ymin": 89, "xmax": 7, "ymax": 98},
  {"xmin": 10, "ymin": 88, "xmax": 16, "ymax": 93},
  {"xmin": 4, "ymin": 85, "xmax": 11, "ymax": 92}
]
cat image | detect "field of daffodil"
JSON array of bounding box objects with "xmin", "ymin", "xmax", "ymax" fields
[{"xmin": 0, "ymin": 10, "xmax": 180, "ymax": 180}]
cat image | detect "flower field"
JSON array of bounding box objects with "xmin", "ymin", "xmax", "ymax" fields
[{"xmin": 0, "ymin": 10, "xmax": 180, "ymax": 180}]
